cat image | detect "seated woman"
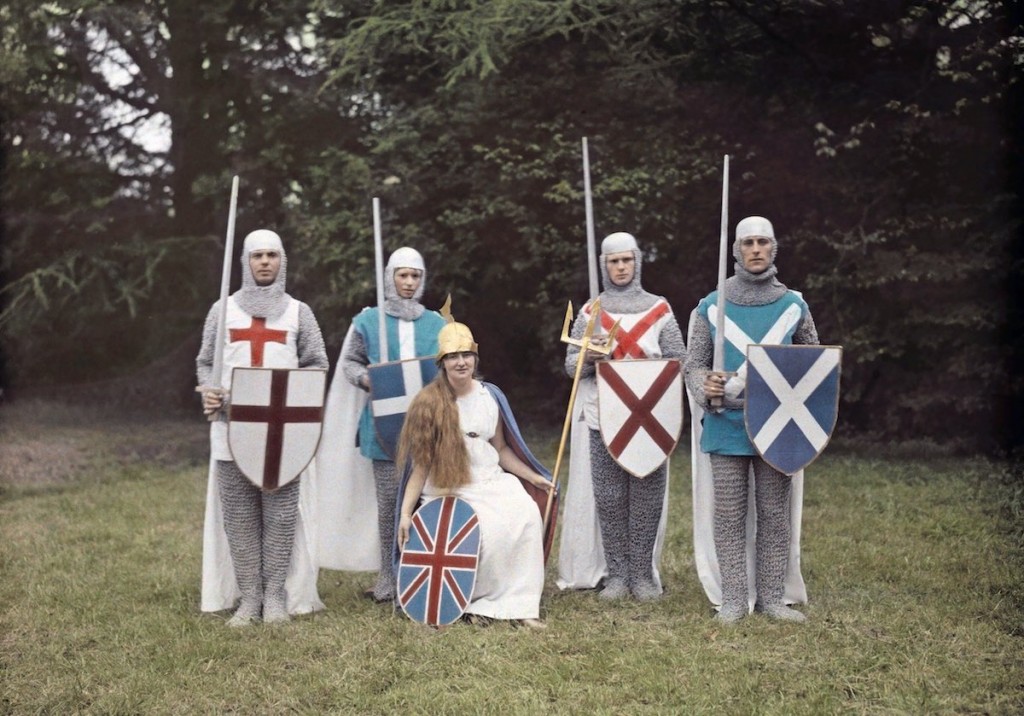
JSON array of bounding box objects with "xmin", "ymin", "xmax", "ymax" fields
[{"xmin": 396, "ymin": 321, "xmax": 553, "ymax": 629}]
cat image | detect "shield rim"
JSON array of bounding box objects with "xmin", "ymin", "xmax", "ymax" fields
[
  {"xmin": 596, "ymin": 358, "xmax": 684, "ymax": 478},
  {"xmin": 743, "ymin": 343, "xmax": 843, "ymax": 476},
  {"xmin": 227, "ymin": 366, "xmax": 327, "ymax": 491}
]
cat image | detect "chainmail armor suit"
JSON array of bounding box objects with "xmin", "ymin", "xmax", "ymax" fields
[
  {"xmin": 684, "ymin": 217, "xmax": 818, "ymax": 623},
  {"xmin": 337, "ymin": 248, "xmax": 444, "ymax": 601},
  {"xmin": 196, "ymin": 230, "xmax": 328, "ymax": 625},
  {"xmin": 564, "ymin": 233, "xmax": 686, "ymax": 601}
]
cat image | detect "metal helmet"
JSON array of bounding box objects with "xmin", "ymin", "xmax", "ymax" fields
[{"xmin": 436, "ymin": 322, "xmax": 478, "ymax": 361}]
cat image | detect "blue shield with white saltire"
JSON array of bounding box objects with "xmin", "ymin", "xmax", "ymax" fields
[
  {"xmin": 745, "ymin": 345, "xmax": 842, "ymax": 476},
  {"xmin": 368, "ymin": 356, "xmax": 438, "ymax": 459},
  {"xmin": 398, "ymin": 496, "xmax": 480, "ymax": 626}
]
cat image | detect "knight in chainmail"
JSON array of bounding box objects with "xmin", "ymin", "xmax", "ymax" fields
[
  {"xmin": 196, "ymin": 229, "xmax": 328, "ymax": 626},
  {"xmin": 337, "ymin": 247, "xmax": 446, "ymax": 602},
  {"xmin": 564, "ymin": 233, "xmax": 686, "ymax": 601},
  {"xmin": 685, "ymin": 216, "xmax": 819, "ymax": 624}
]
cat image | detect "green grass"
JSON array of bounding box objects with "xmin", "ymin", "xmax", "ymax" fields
[{"xmin": 1, "ymin": 404, "xmax": 1022, "ymax": 714}]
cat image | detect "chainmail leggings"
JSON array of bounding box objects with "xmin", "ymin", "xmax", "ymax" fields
[
  {"xmin": 589, "ymin": 430, "xmax": 666, "ymax": 589},
  {"xmin": 216, "ymin": 460, "xmax": 300, "ymax": 613},
  {"xmin": 372, "ymin": 459, "xmax": 399, "ymax": 599},
  {"xmin": 709, "ymin": 454, "xmax": 791, "ymax": 612}
]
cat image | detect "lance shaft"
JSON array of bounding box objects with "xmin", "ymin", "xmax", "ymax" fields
[
  {"xmin": 201, "ymin": 175, "xmax": 239, "ymax": 421},
  {"xmin": 372, "ymin": 197, "xmax": 388, "ymax": 361},
  {"xmin": 582, "ymin": 137, "xmax": 598, "ymax": 301},
  {"xmin": 711, "ymin": 156, "xmax": 729, "ymax": 407}
]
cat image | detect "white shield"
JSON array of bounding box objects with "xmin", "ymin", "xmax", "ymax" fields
[
  {"xmin": 596, "ymin": 359, "xmax": 684, "ymax": 477},
  {"xmin": 228, "ymin": 367, "xmax": 326, "ymax": 490}
]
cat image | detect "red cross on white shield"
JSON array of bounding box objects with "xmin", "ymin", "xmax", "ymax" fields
[
  {"xmin": 228, "ymin": 367, "xmax": 326, "ymax": 490},
  {"xmin": 596, "ymin": 359, "xmax": 684, "ymax": 477}
]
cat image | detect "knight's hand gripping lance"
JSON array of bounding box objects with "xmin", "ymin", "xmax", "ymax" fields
[{"xmin": 542, "ymin": 298, "xmax": 620, "ymax": 531}]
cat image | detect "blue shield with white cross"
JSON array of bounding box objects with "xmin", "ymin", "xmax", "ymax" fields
[
  {"xmin": 368, "ymin": 356, "xmax": 439, "ymax": 459},
  {"xmin": 745, "ymin": 345, "xmax": 842, "ymax": 475}
]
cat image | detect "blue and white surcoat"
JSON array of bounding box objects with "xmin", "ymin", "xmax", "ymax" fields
[
  {"xmin": 697, "ymin": 290, "xmax": 810, "ymax": 455},
  {"xmin": 351, "ymin": 307, "xmax": 446, "ymax": 460}
]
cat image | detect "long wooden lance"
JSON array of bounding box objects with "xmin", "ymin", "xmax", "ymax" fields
[
  {"xmin": 542, "ymin": 298, "xmax": 620, "ymax": 531},
  {"xmin": 198, "ymin": 175, "xmax": 239, "ymax": 420},
  {"xmin": 711, "ymin": 155, "xmax": 729, "ymax": 409},
  {"xmin": 372, "ymin": 197, "xmax": 389, "ymax": 362},
  {"xmin": 582, "ymin": 137, "xmax": 598, "ymax": 301}
]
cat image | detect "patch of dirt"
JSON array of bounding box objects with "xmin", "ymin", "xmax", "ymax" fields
[
  {"xmin": 0, "ymin": 439, "xmax": 93, "ymax": 487},
  {"xmin": 0, "ymin": 401, "xmax": 211, "ymax": 488}
]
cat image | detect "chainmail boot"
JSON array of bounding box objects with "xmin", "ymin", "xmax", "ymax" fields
[
  {"xmin": 710, "ymin": 454, "xmax": 750, "ymax": 623},
  {"xmin": 589, "ymin": 430, "xmax": 630, "ymax": 599},
  {"xmin": 260, "ymin": 478, "xmax": 300, "ymax": 623},
  {"xmin": 752, "ymin": 460, "xmax": 806, "ymax": 622},
  {"xmin": 371, "ymin": 460, "xmax": 399, "ymax": 601},
  {"xmin": 217, "ymin": 461, "xmax": 264, "ymax": 626},
  {"xmin": 627, "ymin": 463, "xmax": 667, "ymax": 601}
]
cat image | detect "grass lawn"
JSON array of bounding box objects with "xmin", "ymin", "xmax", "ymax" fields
[{"xmin": 1, "ymin": 400, "xmax": 1022, "ymax": 714}]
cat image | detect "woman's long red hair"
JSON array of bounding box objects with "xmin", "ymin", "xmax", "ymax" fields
[{"xmin": 396, "ymin": 369, "xmax": 471, "ymax": 490}]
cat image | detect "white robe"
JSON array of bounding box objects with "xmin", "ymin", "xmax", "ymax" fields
[
  {"xmin": 686, "ymin": 309, "xmax": 807, "ymax": 610},
  {"xmin": 422, "ymin": 383, "xmax": 544, "ymax": 619},
  {"xmin": 315, "ymin": 325, "xmax": 379, "ymax": 571}
]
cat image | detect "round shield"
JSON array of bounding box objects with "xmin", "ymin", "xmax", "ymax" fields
[{"xmin": 397, "ymin": 496, "xmax": 480, "ymax": 626}]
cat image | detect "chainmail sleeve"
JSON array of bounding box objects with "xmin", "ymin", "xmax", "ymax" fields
[
  {"xmin": 297, "ymin": 302, "xmax": 329, "ymax": 370},
  {"xmin": 658, "ymin": 314, "xmax": 687, "ymax": 362},
  {"xmin": 340, "ymin": 325, "xmax": 370, "ymax": 390},
  {"xmin": 793, "ymin": 306, "xmax": 820, "ymax": 346},
  {"xmin": 684, "ymin": 312, "xmax": 713, "ymax": 406},
  {"xmin": 196, "ymin": 302, "xmax": 219, "ymax": 388},
  {"xmin": 563, "ymin": 309, "xmax": 597, "ymax": 379}
]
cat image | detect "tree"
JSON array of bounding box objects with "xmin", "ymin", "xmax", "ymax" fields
[{"xmin": 319, "ymin": 0, "xmax": 1022, "ymax": 447}]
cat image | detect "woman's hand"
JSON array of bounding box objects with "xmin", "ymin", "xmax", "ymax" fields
[
  {"xmin": 526, "ymin": 472, "xmax": 554, "ymax": 492},
  {"xmin": 397, "ymin": 514, "xmax": 413, "ymax": 550}
]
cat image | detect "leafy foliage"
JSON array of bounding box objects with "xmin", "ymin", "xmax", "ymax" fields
[{"xmin": 2, "ymin": 0, "xmax": 1020, "ymax": 448}]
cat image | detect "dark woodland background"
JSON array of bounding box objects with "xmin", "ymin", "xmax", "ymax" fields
[{"xmin": 1, "ymin": 0, "xmax": 1021, "ymax": 452}]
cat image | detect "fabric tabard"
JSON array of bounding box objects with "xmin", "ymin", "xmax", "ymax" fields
[
  {"xmin": 696, "ymin": 290, "xmax": 808, "ymax": 455},
  {"xmin": 211, "ymin": 295, "xmax": 301, "ymax": 461},
  {"xmin": 353, "ymin": 307, "xmax": 446, "ymax": 460},
  {"xmin": 580, "ymin": 298, "xmax": 675, "ymax": 430}
]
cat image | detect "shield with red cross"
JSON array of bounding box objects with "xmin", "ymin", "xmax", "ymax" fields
[
  {"xmin": 228, "ymin": 367, "xmax": 326, "ymax": 491},
  {"xmin": 596, "ymin": 359, "xmax": 684, "ymax": 477}
]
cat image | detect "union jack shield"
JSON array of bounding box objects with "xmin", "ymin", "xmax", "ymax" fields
[
  {"xmin": 368, "ymin": 356, "xmax": 439, "ymax": 459},
  {"xmin": 397, "ymin": 496, "xmax": 480, "ymax": 626},
  {"xmin": 228, "ymin": 367, "xmax": 326, "ymax": 491},
  {"xmin": 745, "ymin": 344, "xmax": 842, "ymax": 475},
  {"xmin": 596, "ymin": 359, "xmax": 684, "ymax": 477}
]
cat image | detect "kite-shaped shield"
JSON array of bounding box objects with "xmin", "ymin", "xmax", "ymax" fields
[
  {"xmin": 596, "ymin": 359, "xmax": 684, "ymax": 477},
  {"xmin": 398, "ymin": 496, "xmax": 480, "ymax": 626},
  {"xmin": 368, "ymin": 356, "xmax": 439, "ymax": 458},
  {"xmin": 745, "ymin": 344, "xmax": 842, "ymax": 475},
  {"xmin": 228, "ymin": 367, "xmax": 326, "ymax": 491}
]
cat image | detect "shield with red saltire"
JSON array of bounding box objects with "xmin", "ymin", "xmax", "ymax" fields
[
  {"xmin": 745, "ymin": 344, "xmax": 842, "ymax": 476},
  {"xmin": 368, "ymin": 356, "xmax": 439, "ymax": 459},
  {"xmin": 228, "ymin": 367, "xmax": 326, "ymax": 491},
  {"xmin": 596, "ymin": 359, "xmax": 684, "ymax": 477},
  {"xmin": 398, "ymin": 496, "xmax": 480, "ymax": 626}
]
